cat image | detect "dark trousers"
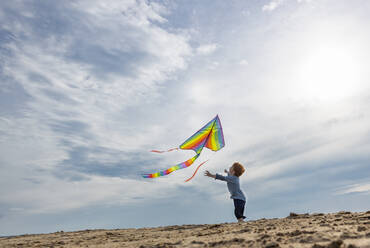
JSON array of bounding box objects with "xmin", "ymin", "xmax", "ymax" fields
[{"xmin": 233, "ymin": 199, "xmax": 246, "ymax": 219}]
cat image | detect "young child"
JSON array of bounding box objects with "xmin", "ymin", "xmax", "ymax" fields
[{"xmin": 204, "ymin": 162, "xmax": 246, "ymax": 223}]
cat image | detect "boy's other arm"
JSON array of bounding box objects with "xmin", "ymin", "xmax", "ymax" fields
[{"xmin": 215, "ymin": 174, "xmax": 237, "ymax": 183}]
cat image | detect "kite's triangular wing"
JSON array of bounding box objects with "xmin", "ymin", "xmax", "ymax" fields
[
  {"xmin": 205, "ymin": 115, "xmax": 225, "ymax": 151},
  {"xmin": 179, "ymin": 116, "xmax": 217, "ymax": 153},
  {"xmin": 179, "ymin": 115, "xmax": 224, "ymax": 153}
]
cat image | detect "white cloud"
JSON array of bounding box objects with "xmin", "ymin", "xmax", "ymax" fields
[
  {"xmin": 262, "ymin": 0, "xmax": 286, "ymax": 12},
  {"xmin": 239, "ymin": 59, "xmax": 249, "ymax": 66},
  {"xmin": 1, "ymin": 175, "xmax": 184, "ymax": 214},
  {"xmin": 0, "ymin": 0, "xmax": 193, "ymax": 214},
  {"xmin": 196, "ymin": 43, "xmax": 218, "ymax": 55},
  {"xmin": 1, "ymin": 0, "xmax": 192, "ymax": 150},
  {"xmin": 207, "ymin": 61, "xmax": 219, "ymax": 70},
  {"xmin": 335, "ymin": 183, "xmax": 370, "ymax": 195},
  {"xmin": 262, "ymin": 0, "xmax": 311, "ymax": 12},
  {"xmin": 242, "ymin": 10, "xmax": 251, "ymax": 16}
]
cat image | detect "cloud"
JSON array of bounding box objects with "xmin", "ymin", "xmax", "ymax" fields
[
  {"xmin": 239, "ymin": 59, "xmax": 249, "ymax": 66},
  {"xmin": 0, "ymin": 0, "xmax": 192, "ymax": 214},
  {"xmin": 196, "ymin": 43, "xmax": 218, "ymax": 55},
  {"xmin": 262, "ymin": 0, "xmax": 286, "ymax": 12},
  {"xmin": 207, "ymin": 61, "xmax": 219, "ymax": 70},
  {"xmin": 262, "ymin": 0, "xmax": 311, "ymax": 12},
  {"xmin": 336, "ymin": 183, "xmax": 370, "ymax": 195},
  {"xmin": 1, "ymin": 175, "xmax": 186, "ymax": 214}
]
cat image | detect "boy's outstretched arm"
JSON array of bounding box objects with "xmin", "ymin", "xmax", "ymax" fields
[{"xmin": 204, "ymin": 170, "xmax": 216, "ymax": 179}]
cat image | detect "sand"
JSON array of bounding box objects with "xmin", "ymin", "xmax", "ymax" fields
[{"xmin": 1, "ymin": 210, "xmax": 369, "ymax": 248}]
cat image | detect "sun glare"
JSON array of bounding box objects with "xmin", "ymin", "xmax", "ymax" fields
[{"xmin": 298, "ymin": 41, "xmax": 362, "ymax": 101}]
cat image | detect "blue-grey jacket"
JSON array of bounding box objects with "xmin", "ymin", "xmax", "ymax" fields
[{"xmin": 215, "ymin": 173, "xmax": 246, "ymax": 201}]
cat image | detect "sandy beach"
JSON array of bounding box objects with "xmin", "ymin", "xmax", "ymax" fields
[{"xmin": 1, "ymin": 210, "xmax": 369, "ymax": 248}]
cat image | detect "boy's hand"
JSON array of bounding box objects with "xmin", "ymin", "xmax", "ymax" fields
[{"xmin": 204, "ymin": 170, "xmax": 216, "ymax": 179}]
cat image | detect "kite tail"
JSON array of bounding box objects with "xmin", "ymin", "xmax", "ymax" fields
[
  {"xmin": 184, "ymin": 160, "xmax": 209, "ymax": 182},
  {"xmin": 150, "ymin": 148, "xmax": 179, "ymax": 153},
  {"xmin": 142, "ymin": 153, "xmax": 200, "ymax": 178}
]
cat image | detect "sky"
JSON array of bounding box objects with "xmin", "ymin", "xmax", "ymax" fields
[{"xmin": 0, "ymin": 0, "xmax": 370, "ymax": 236}]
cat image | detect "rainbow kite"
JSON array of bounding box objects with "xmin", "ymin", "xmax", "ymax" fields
[{"xmin": 142, "ymin": 115, "xmax": 225, "ymax": 182}]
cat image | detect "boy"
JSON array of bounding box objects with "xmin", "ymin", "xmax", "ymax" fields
[{"xmin": 204, "ymin": 162, "xmax": 246, "ymax": 223}]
